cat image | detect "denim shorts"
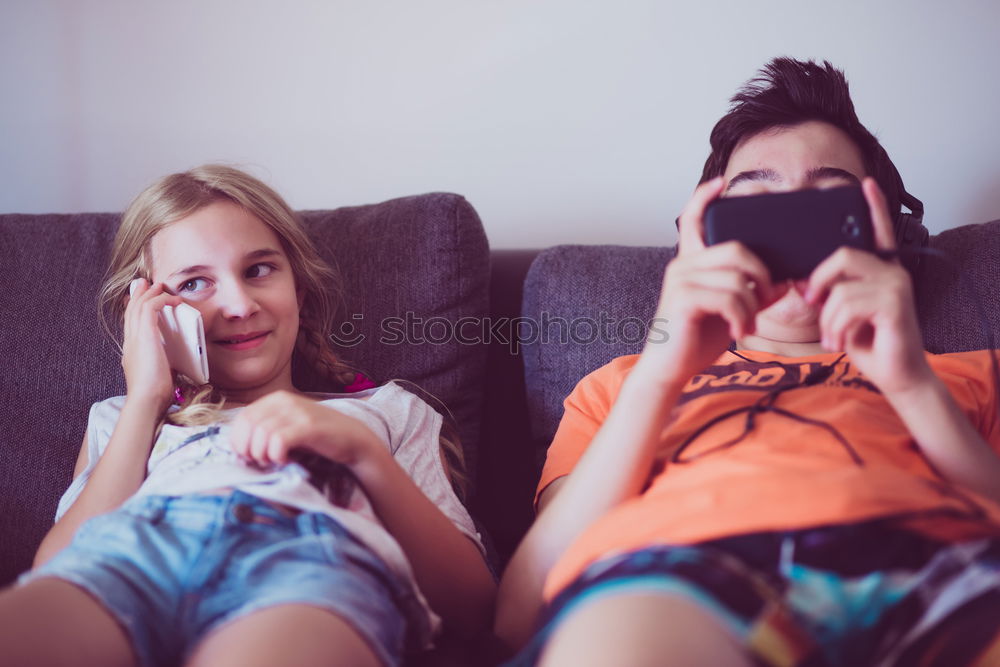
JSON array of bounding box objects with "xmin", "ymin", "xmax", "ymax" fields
[
  {"xmin": 20, "ymin": 490, "xmax": 431, "ymax": 667},
  {"xmin": 506, "ymin": 521, "xmax": 1000, "ymax": 666}
]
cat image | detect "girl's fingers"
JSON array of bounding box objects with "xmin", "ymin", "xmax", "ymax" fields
[
  {"xmin": 124, "ymin": 279, "xmax": 148, "ymax": 339},
  {"xmin": 267, "ymin": 429, "xmax": 296, "ymax": 465},
  {"xmin": 232, "ymin": 402, "xmax": 299, "ymax": 466},
  {"xmin": 126, "ymin": 289, "xmax": 185, "ymax": 356},
  {"xmin": 266, "ymin": 432, "xmax": 289, "ymax": 466},
  {"xmin": 127, "ymin": 278, "xmax": 147, "ymax": 300},
  {"xmin": 125, "ymin": 281, "xmax": 173, "ymax": 331},
  {"xmin": 249, "ymin": 421, "xmax": 273, "ymax": 464},
  {"xmin": 228, "ymin": 417, "xmax": 249, "ymax": 458}
]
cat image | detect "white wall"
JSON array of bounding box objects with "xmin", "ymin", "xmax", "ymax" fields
[{"xmin": 2, "ymin": 0, "xmax": 998, "ymax": 248}]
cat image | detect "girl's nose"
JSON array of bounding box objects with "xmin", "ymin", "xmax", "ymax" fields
[{"xmin": 217, "ymin": 282, "xmax": 260, "ymax": 319}]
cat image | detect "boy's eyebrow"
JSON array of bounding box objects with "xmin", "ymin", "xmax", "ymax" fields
[
  {"xmin": 724, "ymin": 166, "xmax": 860, "ymax": 192},
  {"xmin": 805, "ymin": 166, "xmax": 861, "ymax": 185},
  {"xmin": 166, "ymin": 248, "xmax": 283, "ymax": 279},
  {"xmin": 725, "ymin": 168, "xmax": 780, "ymax": 192}
]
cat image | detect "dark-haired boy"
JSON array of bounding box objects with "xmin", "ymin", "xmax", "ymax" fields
[{"xmin": 497, "ymin": 58, "xmax": 1000, "ymax": 666}]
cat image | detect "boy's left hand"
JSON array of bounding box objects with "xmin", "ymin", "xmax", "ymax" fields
[
  {"xmin": 806, "ymin": 178, "xmax": 933, "ymax": 394},
  {"xmin": 227, "ymin": 390, "xmax": 381, "ymax": 467}
]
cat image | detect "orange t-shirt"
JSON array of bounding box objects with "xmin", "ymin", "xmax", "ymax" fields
[{"xmin": 538, "ymin": 350, "xmax": 1000, "ymax": 600}]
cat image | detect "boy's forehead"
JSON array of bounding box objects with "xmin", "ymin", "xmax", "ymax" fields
[{"xmin": 724, "ymin": 121, "xmax": 866, "ymax": 182}]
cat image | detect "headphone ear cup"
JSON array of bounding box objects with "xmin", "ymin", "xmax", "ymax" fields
[
  {"xmin": 894, "ymin": 211, "xmax": 929, "ymax": 275},
  {"xmin": 894, "ymin": 212, "xmax": 929, "ymax": 249}
]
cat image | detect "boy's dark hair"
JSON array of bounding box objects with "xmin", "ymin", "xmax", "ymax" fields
[{"xmin": 700, "ymin": 57, "xmax": 907, "ymax": 222}]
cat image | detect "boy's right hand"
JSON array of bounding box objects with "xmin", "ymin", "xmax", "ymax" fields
[
  {"xmin": 122, "ymin": 279, "xmax": 184, "ymax": 412},
  {"xmin": 641, "ymin": 177, "xmax": 783, "ymax": 384}
]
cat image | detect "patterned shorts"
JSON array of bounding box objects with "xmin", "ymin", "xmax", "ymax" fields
[{"xmin": 507, "ymin": 520, "xmax": 1000, "ymax": 666}]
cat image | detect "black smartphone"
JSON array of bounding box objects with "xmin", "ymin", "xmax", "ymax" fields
[{"xmin": 703, "ymin": 186, "xmax": 875, "ymax": 281}]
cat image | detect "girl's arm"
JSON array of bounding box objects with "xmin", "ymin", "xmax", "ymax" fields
[
  {"xmin": 34, "ymin": 398, "xmax": 164, "ymax": 567},
  {"xmin": 228, "ymin": 391, "xmax": 496, "ymax": 639},
  {"xmin": 34, "ymin": 280, "xmax": 181, "ymax": 567},
  {"xmin": 351, "ymin": 440, "xmax": 496, "ymax": 637}
]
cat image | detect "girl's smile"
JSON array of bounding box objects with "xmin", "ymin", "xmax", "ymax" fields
[{"xmin": 214, "ymin": 330, "xmax": 271, "ymax": 351}]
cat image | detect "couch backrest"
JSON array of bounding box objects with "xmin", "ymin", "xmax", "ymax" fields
[
  {"xmin": 521, "ymin": 219, "xmax": 1000, "ymax": 452},
  {"xmin": 0, "ymin": 193, "xmax": 489, "ymax": 586}
]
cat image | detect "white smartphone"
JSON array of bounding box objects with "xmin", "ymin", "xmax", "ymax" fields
[
  {"xmin": 130, "ymin": 282, "xmax": 210, "ymax": 384},
  {"xmin": 159, "ymin": 302, "xmax": 209, "ymax": 385}
]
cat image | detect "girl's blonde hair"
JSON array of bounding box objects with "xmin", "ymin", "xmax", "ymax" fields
[{"xmin": 98, "ymin": 164, "xmax": 468, "ymax": 497}]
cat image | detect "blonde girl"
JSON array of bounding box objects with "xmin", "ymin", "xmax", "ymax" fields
[{"xmin": 0, "ymin": 165, "xmax": 494, "ymax": 667}]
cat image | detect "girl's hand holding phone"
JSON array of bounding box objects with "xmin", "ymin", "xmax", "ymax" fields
[{"xmin": 123, "ymin": 279, "xmax": 184, "ymax": 412}]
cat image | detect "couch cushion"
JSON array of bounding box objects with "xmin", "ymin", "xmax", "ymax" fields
[
  {"xmin": 917, "ymin": 219, "xmax": 1000, "ymax": 353},
  {"xmin": 299, "ymin": 194, "xmax": 489, "ymax": 474},
  {"xmin": 521, "ymin": 245, "xmax": 673, "ymax": 450},
  {"xmin": 0, "ymin": 192, "xmax": 489, "ymax": 587}
]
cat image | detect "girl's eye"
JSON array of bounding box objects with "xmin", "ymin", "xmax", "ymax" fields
[
  {"xmin": 178, "ymin": 277, "xmax": 209, "ymax": 293},
  {"xmin": 247, "ymin": 263, "xmax": 276, "ymax": 279}
]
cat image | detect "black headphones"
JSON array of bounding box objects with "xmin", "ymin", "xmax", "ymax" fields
[
  {"xmin": 895, "ymin": 189, "xmax": 928, "ymax": 249},
  {"xmin": 884, "ymin": 154, "xmax": 928, "ymax": 274}
]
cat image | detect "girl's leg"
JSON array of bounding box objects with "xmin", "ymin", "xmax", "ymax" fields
[
  {"xmin": 0, "ymin": 578, "xmax": 137, "ymax": 667},
  {"xmin": 539, "ymin": 592, "xmax": 753, "ymax": 667},
  {"xmin": 185, "ymin": 603, "xmax": 381, "ymax": 667}
]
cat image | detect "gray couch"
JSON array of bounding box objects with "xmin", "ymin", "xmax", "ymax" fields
[{"xmin": 2, "ymin": 193, "xmax": 1000, "ymax": 664}]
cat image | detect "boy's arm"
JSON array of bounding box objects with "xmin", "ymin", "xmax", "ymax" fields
[
  {"xmin": 809, "ymin": 180, "xmax": 1000, "ymax": 504},
  {"xmin": 886, "ymin": 373, "xmax": 1000, "ymax": 505},
  {"xmin": 495, "ymin": 177, "xmax": 781, "ymax": 650},
  {"xmin": 495, "ymin": 360, "xmax": 686, "ymax": 650}
]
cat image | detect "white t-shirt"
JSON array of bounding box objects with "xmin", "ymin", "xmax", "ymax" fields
[{"xmin": 58, "ymin": 381, "xmax": 484, "ymax": 633}]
